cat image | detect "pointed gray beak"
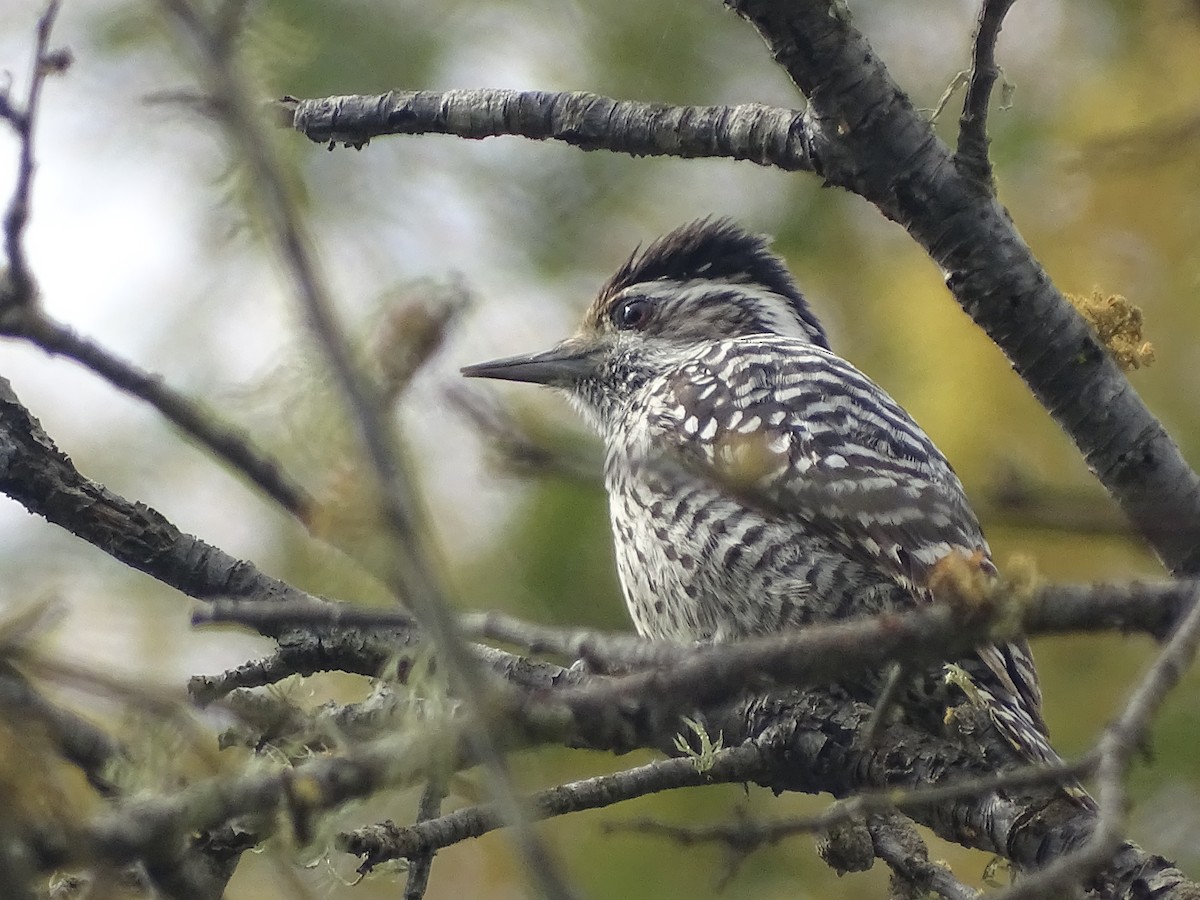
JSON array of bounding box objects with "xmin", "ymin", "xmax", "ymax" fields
[{"xmin": 461, "ymin": 342, "xmax": 599, "ymax": 387}]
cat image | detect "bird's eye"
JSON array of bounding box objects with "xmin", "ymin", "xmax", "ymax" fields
[{"xmin": 613, "ymin": 298, "xmax": 652, "ymax": 330}]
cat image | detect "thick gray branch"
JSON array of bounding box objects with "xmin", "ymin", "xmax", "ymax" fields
[
  {"xmin": 282, "ymin": 90, "xmax": 816, "ymax": 171},
  {"xmin": 0, "ymin": 376, "xmax": 312, "ymax": 605}
]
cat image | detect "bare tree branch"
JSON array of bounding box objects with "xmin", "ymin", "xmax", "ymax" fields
[
  {"xmin": 610, "ymin": 751, "xmax": 1092, "ymax": 852},
  {"xmin": 0, "ymin": 0, "xmax": 63, "ymax": 307},
  {"xmin": 215, "ymin": 682, "xmax": 418, "ymax": 752},
  {"xmin": 402, "ymin": 777, "xmax": 446, "ymax": 900},
  {"xmin": 280, "ymin": 90, "xmax": 817, "ymax": 171},
  {"xmin": 27, "ymin": 714, "xmax": 474, "ymax": 880},
  {"xmin": 955, "ymin": 0, "xmax": 1017, "ymax": 188},
  {"xmin": 721, "ymin": 692, "xmax": 1192, "ymax": 900},
  {"xmin": 868, "ymin": 815, "xmax": 980, "ymax": 900},
  {"xmin": 193, "ymin": 578, "xmax": 1200, "ymax": 670},
  {"xmin": 186, "ymin": 625, "xmax": 420, "ymax": 705},
  {"xmin": 339, "ymin": 741, "xmax": 771, "ymax": 874},
  {"xmin": 0, "ymin": 309, "xmax": 313, "ymax": 519},
  {"xmin": 0, "ymin": 376, "xmax": 321, "ymax": 608}
]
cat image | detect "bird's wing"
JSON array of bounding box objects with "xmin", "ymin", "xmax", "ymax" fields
[
  {"xmin": 650, "ymin": 337, "xmax": 1046, "ymax": 724},
  {"xmin": 656, "ymin": 340, "xmax": 982, "ymax": 584}
]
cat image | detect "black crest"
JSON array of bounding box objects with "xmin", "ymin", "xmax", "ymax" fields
[{"xmin": 598, "ymin": 218, "xmax": 830, "ymax": 349}]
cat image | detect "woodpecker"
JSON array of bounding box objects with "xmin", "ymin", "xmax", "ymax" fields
[{"xmin": 463, "ymin": 218, "xmax": 1077, "ymax": 783}]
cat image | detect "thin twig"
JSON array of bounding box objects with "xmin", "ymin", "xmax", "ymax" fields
[
  {"xmin": 0, "ymin": 0, "xmax": 62, "ymax": 306},
  {"xmin": 340, "ymin": 741, "xmax": 770, "ymax": 872},
  {"xmin": 2, "ymin": 309, "xmax": 313, "ymax": 518},
  {"xmin": 460, "ymin": 610, "xmax": 657, "ymax": 670},
  {"xmin": 955, "ymin": 0, "xmax": 1017, "ymax": 188},
  {"xmin": 402, "ymin": 777, "xmax": 447, "ymax": 900},
  {"xmin": 859, "ymin": 661, "xmax": 906, "ymax": 747},
  {"xmin": 446, "ymin": 385, "xmax": 602, "ymax": 484}
]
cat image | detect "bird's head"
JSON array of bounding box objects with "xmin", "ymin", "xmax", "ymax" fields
[{"xmin": 462, "ymin": 218, "xmax": 829, "ymax": 426}]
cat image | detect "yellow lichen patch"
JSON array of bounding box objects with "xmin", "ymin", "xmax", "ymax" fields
[
  {"xmin": 1068, "ymin": 289, "xmax": 1156, "ymax": 371},
  {"xmin": 927, "ymin": 549, "xmax": 994, "ymax": 616}
]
